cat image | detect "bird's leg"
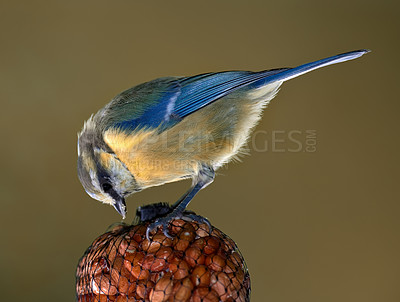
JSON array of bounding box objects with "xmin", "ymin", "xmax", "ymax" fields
[{"xmin": 146, "ymin": 164, "xmax": 215, "ymax": 239}]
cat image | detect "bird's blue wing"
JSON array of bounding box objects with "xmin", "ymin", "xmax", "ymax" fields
[
  {"xmin": 172, "ymin": 70, "xmax": 287, "ymax": 118},
  {"xmin": 111, "ymin": 69, "xmax": 288, "ymax": 131}
]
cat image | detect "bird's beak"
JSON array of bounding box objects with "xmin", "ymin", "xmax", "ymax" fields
[{"xmin": 113, "ymin": 196, "xmax": 126, "ymax": 219}]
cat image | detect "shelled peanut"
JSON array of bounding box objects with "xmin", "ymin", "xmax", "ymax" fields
[{"xmin": 76, "ymin": 217, "xmax": 250, "ymax": 302}]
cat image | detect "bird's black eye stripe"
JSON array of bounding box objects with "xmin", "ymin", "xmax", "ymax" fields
[{"xmin": 101, "ymin": 182, "xmax": 112, "ymax": 192}]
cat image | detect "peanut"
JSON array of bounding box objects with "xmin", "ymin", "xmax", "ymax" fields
[
  {"xmin": 149, "ymin": 274, "xmax": 173, "ymax": 301},
  {"xmin": 178, "ymin": 223, "xmax": 196, "ymax": 242},
  {"xmin": 131, "ymin": 265, "xmax": 150, "ymax": 280},
  {"xmin": 173, "ymin": 277, "xmax": 194, "ymax": 302},
  {"xmin": 184, "ymin": 246, "xmax": 205, "ymax": 267},
  {"xmin": 205, "ymin": 254, "xmax": 226, "ymax": 272},
  {"xmin": 190, "ymin": 288, "xmax": 219, "ymax": 302},
  {"xmin": 168, "ymin": 258, "xmax": 190, "ymax": 280},
  {"xmin": 91, "ymin": 274, "xmax": 117, "ymax": 296},
  {"xmin": 203, "ymin": 236, "xmax": 221, "ymax": 255},
  {"xmin": 135, "ymin": 279, "xmax": 155, "ymax": 299},
  {"xmin": 210, "ymin": 272, "xmax": 230, "ymax": 301},
  {"xmin": 195, "ymin": 224, "xmax": 210, "ymax": 238},
  {"xmin": 190, "ymin": 265, "xmax": 211, "ymax": 287}
]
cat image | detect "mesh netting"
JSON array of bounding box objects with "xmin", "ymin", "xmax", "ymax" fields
[{"xmin": 76, "ymin": 211, "xmax": 250, "ymax": 302}]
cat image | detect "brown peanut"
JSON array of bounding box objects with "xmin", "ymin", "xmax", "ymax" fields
[
  {"xmin": 170, "ymin": 219, "xmax": 186, "ymax": 234},
  {"xmin": 210, "ymin": 272, "xmax": 231, "ymax": 301},
  {"xmin": 184, "ymin": 246, "xmax": 205, "ymax": 267},
  {"xmin": 205, "ymin": 254, "xmax": 226, "ymax": 272},
  {"xmin": 129, "ymin": 225, "xmax": 147, "ymax": 243},
  {"xmin": 174, "ymin": 238, "xmax": 190, "ymax": 252},
  {"xmin": 135, "ymin": 279, "xmax": 155, "ymax": 299},
  {"xmin": 173, "ymin": 277, "xmax": 194, "ymax": 301},
  {"xmin": 96, "ymin": 294, "xmax": 113, "ymax": 302},
  {"xmin": 203, "ymin": 236, "xmax": 221, "ymax": 255},
  {"xmin": 123, "ymin": 252, "xmax": 144, "ymax": 272},
  {"xmin": 195, "ymin": 224, "xmax": 210, "ymax": 238},
  {"xmin": 91, "ymin": 274, "xmax": 117, "ymax": 296},
  {"xmin": 155, "ymin": 247, "xmax": 173, "ymax": 260},
  {"xmin": 190, "ymin": 265, "xmax": 211, "ymax": 287},
  {"xmin": 168, "ymin": 259, "xmax": 190, "ymax": 280},
  {"xmin": 178, "ymin": 223, "xmax": 196, "ymax": 242},
  {"xmin": 149, "ymin": 274, "xmax": 173, "ymax": 301},
  {"xmin": 223, "ymin": 259, "xmax": 236, "ymax": 274},
  {"xmin": 191, "ymin": 238, "xmax": 206, "ymax": 250},
  {"xmin": 89, "ymin": 257, "xmax": 108, "ymax": 277},
  {"xmin": 131, "ymin": 265, "xmax": 150, "ymax": 280},
  {"xmin": 115, "ymin": 295, "xmax": 128, "ymax": 302},
  {"xmin": 190, "ymin": 288, "xmax": 219, "ymax": 302}
]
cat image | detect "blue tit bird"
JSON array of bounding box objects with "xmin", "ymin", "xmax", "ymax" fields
[{"xmin": 77, "ymin": 49, "xmax": 369, "ymax": 237}]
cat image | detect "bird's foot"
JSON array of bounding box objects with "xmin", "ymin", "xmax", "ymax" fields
[
  {"xmin": 146, "ymin": 214, "xmax": 179, "ymax": 240},
  {"xmin": 146, "ymin": 211, "xmax": 212, "ymax": 240}
]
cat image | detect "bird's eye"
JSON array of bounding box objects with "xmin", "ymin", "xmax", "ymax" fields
[{"xmin": 102, "ymin": 182, "xmax": 112, "ymax": 192}]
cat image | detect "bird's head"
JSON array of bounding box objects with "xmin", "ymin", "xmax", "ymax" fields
[{"xmin": 77, "ymin": 117, "xmax": 139, "ymax": 218}]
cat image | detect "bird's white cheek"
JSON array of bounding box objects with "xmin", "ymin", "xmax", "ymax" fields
[{"xmin": 88, "ymin": 190, "xmax": 114, "ymax": 206}]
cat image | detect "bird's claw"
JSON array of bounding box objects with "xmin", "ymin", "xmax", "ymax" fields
[
  {"xmin": 146, "ymin": 212, "xmax": 212, "ymax": 240},
  {"xmin": 146, "ymin": 215, "xmax": 179, "ymax": 240}
]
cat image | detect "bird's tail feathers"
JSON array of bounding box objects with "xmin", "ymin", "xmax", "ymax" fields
[{"xmin": 259, "ymin": 49, "xmax": 370, "ymax": 86}]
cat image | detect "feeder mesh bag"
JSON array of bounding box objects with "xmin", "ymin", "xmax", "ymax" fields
[{"xmin": 76, "ymin": 215, "xmax": 251, "ymax": 302}]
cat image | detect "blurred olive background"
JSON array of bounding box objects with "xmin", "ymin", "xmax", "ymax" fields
[{"xmin": 1, "ymin": 1, "xmax": 399, "ymax": 301}]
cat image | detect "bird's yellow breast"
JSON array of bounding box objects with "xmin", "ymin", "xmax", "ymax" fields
[{"xmin": 103, "ymin": 128, "xmax": 200, "ymax": 188}]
